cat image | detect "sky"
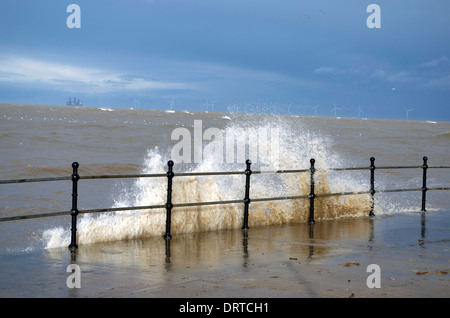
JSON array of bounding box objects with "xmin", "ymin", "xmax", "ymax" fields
[{"xmin": 0, "ymin": 0, "xmax": 449, "ymax": 121}]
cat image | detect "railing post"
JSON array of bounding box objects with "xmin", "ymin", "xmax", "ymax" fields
[
  {"xmin": 164, "ymin": 160, "xmax": 174, "ymax": 239},
  {"xmin": 68, "ymin": 162, "xmax": 80, "ymax": 250},
  {"xmin": 242, "ymin": 159, "xmax": 252, "ymax": 230},
  {"xmin": 369, "ymin": 157, "xmax": 376, "ymax": 216},
  {"xmin": 421, "ymin": 156, "xmax": 428, "ymax": 212},
  {"xmin": 308, "ymin": 158, "xmax": 316, "ymax": 223}
]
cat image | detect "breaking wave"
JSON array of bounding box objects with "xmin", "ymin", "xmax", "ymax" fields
[{"xmin": 43, "ymin": 116, "xmax": 373, "ymax": 248}]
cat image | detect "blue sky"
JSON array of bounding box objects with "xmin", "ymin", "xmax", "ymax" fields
[{"xmin": 0, "ymin": 0, "xmax": 449, "ymax": 120}]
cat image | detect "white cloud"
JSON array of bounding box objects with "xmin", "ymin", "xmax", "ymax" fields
[
  {"xmin": 369, "ymin": 64, "xmax": 449, "ymax": 90},
  {"xmin": 313, "ymin": 65, "xmax": 368, "ymax": 76},
  {"xmin": 164, "ymin": 59, "xmax": 322, "ymax": 90},
  {"xmin": 313, "ymin": 66, "xmax": 335, "ymax": 74},
  {"xmin": 420, "ymin": 56, "xmax": 449, "ymax": 68},
  {"xmin": 0, "ymin": 56, "xmax": 193, "ymax": 93},
  {"xmin": 371, "ymin": 69, "xmax": 386, "ymax": 78},
  {"xmin": 418, "ymin": 74, "xmax": 450, "ymax": 90},
  {"xmin": 0, "ymin": 55, "xmax": 322, "ymax": 97},
  {"xmin": 385, "ymin": 71, "xmax": 420, "ymax": 84}
]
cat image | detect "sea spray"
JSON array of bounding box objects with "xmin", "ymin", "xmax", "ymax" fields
[{"xmin": 43, "ymin": 117, "xmax": 372, "ymax": 249}]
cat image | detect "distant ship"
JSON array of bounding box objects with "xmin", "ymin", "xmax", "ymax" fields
[{"xmin": 66, "ymin": 97, "xmax": 83, "ymax": 106}]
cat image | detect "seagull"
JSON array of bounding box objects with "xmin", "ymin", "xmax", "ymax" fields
[{"xmin": 320, "ymin": 10, "xmax": 325, "ymax": 14}]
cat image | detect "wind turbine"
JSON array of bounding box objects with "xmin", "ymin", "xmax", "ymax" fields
[
  {"xmin": 332, "ymin": 103, "xmax": 341, "ymax": 117},
  {"xmin": 210, "ymin": 100, "xmax": 217, "ymax": 112},
  {"xmin": 202, "ymin": 99, "xmax": 218, "ymax": 112},
  {"xmin": 169, "ymin": 97, "xmax": 175, "ymax": 110},
  {"xmin": 403, "ymin": 107, "xmax": 413, "ymax": 120},
  {"xmin": 357, "ymin": 105, "xmax": 364, "ymax": 118},
  {"xmin": 287, "ymin": 103, "xmax": 293, "ymax": 115},
  {"xmin": 312, "ymin": 104, "xmax": 319, "ymax": 116}
]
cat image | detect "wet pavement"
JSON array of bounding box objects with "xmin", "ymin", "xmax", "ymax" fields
[{"xmin": 0, "ymin": 211, "xmax": 449, "ymax": 298}]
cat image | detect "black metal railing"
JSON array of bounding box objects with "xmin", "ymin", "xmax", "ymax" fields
[{"xmin": 0, "ymin": 156, "xmax": 449, "ymax": 251}]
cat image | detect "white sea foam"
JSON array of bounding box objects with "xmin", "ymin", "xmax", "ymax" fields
[{"xmin": 42, "ymin": 118, "xmax": 374, "ymax": 248}]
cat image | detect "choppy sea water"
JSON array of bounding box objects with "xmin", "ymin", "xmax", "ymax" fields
[{"xmin": 0, "ymin": 103, "xmax": 449, "ymax": 254}]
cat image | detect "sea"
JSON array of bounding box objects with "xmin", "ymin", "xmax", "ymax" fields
[{"xmin": 0, "ymin": 103, "xmax": 449, "ymax": 255}]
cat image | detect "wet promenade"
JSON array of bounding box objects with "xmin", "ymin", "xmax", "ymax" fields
[{"xmin": 1, "ymin": 211, "xmax": 448, "ymax": 298}]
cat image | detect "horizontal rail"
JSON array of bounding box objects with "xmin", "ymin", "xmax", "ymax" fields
[
  {"xmin": 376, "ymin": 187, "xmax": 423, "ymax": 194},
  {"xmin": 0, "ymin": 176, "xmax": 71, "ymax": 184},
  {"xmin": 175, "ymin": 171, "xmax": 244, "ymax": 177},
  {"xmin": 1, "ymin": 165, "xmax": 449, "ymax": 185},
  {"xmin": 315, "ymin": 190, "xmax": 371, "ymax": 198},
  {"xmin": 426, "ymin": 187, "xmax": 450, "ymax": 191},
  {"xmin": 0, "ymin": 210, "xmax": 71, "ymax": 222},
  {"xmin": 329, "ymin": 165, "xmax": 449, "ymax": 171},
  {"xmin": 256, "ymin": 169, "xmax": 310, "ymax": 174},
  {"xmin": 80, "ymin": 173, "xmax": 166, "ymax": 180},
  {"xmin": 329, "ymin": 167, "xmax": 368, "ymax": 171},
  {"xmin": 79, "ymin": 204, "xmax": 166, "ymax": 214},
  {"xmin": 174, "ymin": 199, "xmax": 243, "ymax": 207},
  {"xmin": 251, "ymin": 195, "xmax": 311, "ymax": 202},
  {"xmin": 4, "ymin": 185, "xmax": 447, "ymax": 223},
  {"xmin": 374, "ymin": 165, "xmax": 422, "ymax": 170}
]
